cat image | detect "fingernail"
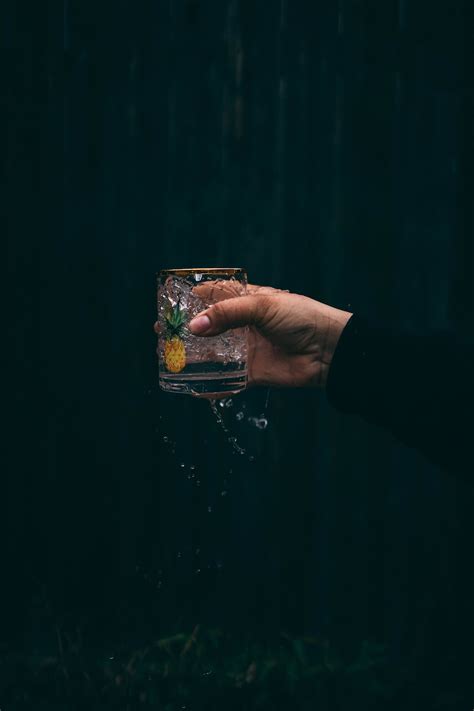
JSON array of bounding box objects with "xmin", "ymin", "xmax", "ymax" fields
[{"xmin": 189, "ymin": 315, "xmax": 211, "ymax": 334}]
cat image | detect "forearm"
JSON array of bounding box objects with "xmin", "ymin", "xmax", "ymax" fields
[{"xmin": 326, "ymin": 315, "xmax": 473, "ymax": 481}]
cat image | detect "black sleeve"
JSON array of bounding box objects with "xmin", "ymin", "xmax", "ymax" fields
[{"xmin": 326, "ymin": 314, "xmax": 473, "ymax": 482}]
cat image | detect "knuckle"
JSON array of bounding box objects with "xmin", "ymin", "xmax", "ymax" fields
[
  {"xmin": 210, "ymin": 301, "xmax": 227, "ymax": 322},
  {"xmin": 255, "ymin": 294, "xmax": 274, "ymax": 319}
]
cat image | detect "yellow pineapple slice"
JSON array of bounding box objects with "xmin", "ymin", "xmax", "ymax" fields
[{"xmin": 163, "ymin": 301, "xmax": 187, "ymax": 373}]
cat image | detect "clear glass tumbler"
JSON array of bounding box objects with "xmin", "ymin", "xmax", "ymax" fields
[{"xmin": 157, "ymin": 267, "xmax": 248, "ymax": 396}]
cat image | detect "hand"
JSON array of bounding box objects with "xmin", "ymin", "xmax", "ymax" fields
[{"xmin": 181, "ymin": 282, "xmax": 352, "ymax": 391}]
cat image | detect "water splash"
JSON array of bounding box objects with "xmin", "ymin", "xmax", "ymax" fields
[{"xmin": 208, "ymin": 399, "xmax": 247, "ymax": 455}]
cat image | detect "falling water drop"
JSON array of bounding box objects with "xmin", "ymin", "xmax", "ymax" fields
[
  {"xmin": 264, "ymin": 388, "xmax": 271, "ymax": 410},
  {"xmin": 209, "ymin": 400, "xmax": 246, "ymax": 455},
  {"xmin": 248, "ymin": 415, "xmax": 268, "ymax": 430}
]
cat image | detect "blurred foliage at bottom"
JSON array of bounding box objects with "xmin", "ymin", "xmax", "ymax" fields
[{"xmin": 0, "ymin": 625, "xmax": 469, "ymax": 711}]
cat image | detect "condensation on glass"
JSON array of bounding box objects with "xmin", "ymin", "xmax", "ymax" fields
[{"xmin": 157, "ymin": 268, "xmax": 248, "ymax": 396}]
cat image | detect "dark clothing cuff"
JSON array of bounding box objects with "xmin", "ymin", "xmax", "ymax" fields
[{"xmin": 326, "ymin": 313, "xmax": 473, "ymax": 481}]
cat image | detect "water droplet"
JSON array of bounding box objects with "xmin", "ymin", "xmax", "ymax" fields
[
  {"xmin": 190, "ymin": 465, "xmax": 196, "ymax": 471},
  {"xmin": 196, "ymin": 479, "xmax": 201, "ymax": 486},
  {"xmin": 248, "ymin": 415, "xmax": 268, "ymax": 430},
  {"xmin": 225, "ymin": 399, "xmax": 233, "ymax": 408},
  {"xmin": 207, "ymin": 506, "xmax": 212, "ymax": 513},
  {"xmin": 216, "ymin": 561, "xmax": 223, "ymax": 569},
  {"xmin": 109, "ymin": 656, "xmax": 115, "ymax": 660},
  {"xmin": 236, "ymin": 411, "xmax": 244, "ymax": 421},
  {"xmin": 180, "ymin": 463, "xmax": 186, "ymax": 468},
  {"xmin": 195, "ymin": 568, "xmax": 201, "ymax": 574},
  {"xmin": 249, "ymin": 455, "xmax": 255, "ymax": 462},
  {"xmin": 220, "ymin": 490, "xmax": 227, "ymax": 497},
  {"xmin": 177, "ymin": 552, "xmax": 182, "ymax": 558},
  {"xmin": 163, "ymin": 436, "xmax": 169, "ymax": 443},
  {"xmin": 195, "ymin": 548, "xmax": 200, "ymax": 555},
  {"xmin": 202, "ymin": 669, "xmax": 213, "ymax": 676}
]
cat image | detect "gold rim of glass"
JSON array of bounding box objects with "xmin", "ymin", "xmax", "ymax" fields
[{"xmin": 158, "ymin": 267, "xmax": 245, "ymax": 278}]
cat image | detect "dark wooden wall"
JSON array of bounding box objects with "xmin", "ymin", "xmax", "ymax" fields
[{"xmin": 3, "ymin": 0, "xmax": 473, "ymax": 696}]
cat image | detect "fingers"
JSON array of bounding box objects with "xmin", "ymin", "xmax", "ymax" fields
[
  {"xmin": 156, "ymin": 283, "xmax": 285, "ymax": 336},
  {"xmin": 189, "ymin": 294, "xmax": 271, "ymax": 336},
  {"xmin": 192, "ymin": 281, "xmax": 283, "ymax": 300},
  {"xmin": 192, "ymin": 280, "xmax": 246, "ymax": 302}
]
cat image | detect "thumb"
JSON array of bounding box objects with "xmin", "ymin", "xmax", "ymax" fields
[{"xmin": 189, "ymin": 294, "xmax": 270, "ymax": 336}]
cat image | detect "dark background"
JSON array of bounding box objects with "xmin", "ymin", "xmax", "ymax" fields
[{"xmin": 3, "ymin": 0, "xmax": 473, "ymax": 702}]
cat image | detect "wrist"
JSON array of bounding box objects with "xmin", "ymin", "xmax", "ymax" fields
[{"xmin": 312, "ymin": 306, "xmax": 353, "ymax": 388}]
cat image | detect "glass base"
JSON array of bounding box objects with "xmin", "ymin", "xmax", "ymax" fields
[{"xmin": 159, "ymin": 361, "xmax": 247, "ymax": 397}]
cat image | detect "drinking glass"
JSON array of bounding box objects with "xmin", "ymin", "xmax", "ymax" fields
[{"xmin": 157, "ymin": 268, "xmax": 248, "ymax": 396}]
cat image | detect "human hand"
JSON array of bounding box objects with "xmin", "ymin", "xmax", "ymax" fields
[{"xmin": 185, "ymin": 282, "xmax": 352, "ymax": 391}]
